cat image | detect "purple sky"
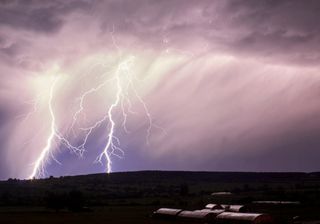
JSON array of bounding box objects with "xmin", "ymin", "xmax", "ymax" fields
[{"xmin": 1, "ymin": 0, "xmax": 320, "ymax": 179}]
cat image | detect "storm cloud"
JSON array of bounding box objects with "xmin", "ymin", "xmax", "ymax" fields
[{"xmin": 0, "ymin": 0, "xmax": 320, "ymax": 179}]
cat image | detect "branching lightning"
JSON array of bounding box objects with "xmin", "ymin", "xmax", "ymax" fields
[{"xmin": 29, "ymin": 47, "xmax": 163, "ymax": 179}]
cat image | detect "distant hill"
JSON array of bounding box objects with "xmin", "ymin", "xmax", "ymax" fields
[{"xmin": 0, "ymin": 171, "xmax": 319, "ymax": 207}]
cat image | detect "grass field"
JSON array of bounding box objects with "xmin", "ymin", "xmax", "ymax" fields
[
  {"xmin": 0, "ymin": 171, "xmax": 319, "ymax": 224},
  {"xmin": 0, "ymin": 206, "xmax": 168, "ymax": 224}
]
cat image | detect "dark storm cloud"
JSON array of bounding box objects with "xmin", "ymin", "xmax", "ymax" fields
[
  {"xmin": 92, "ymin": 0, "xmax": 320, "ymax": 64},
  {"xmin": 218, "ymin": 0, "xmax": 320, "ymax": 64},
  {"xmin": 0, "ymin": 0, "xmax": 93, "ymax": 72},
  {"xmin": 0, "ymin": 35, "xmax": 20, "ymax": 58},
  {"xmin": 1, "ymin": 0, "xmax": 320, "ymax": 179},
  {"xmin": 1, "ymin": 0, "xmax": 320, "ymax": 64},
  {"xmin": 0, "ymin": 0, "xmax": 90, "ymax": 33}
]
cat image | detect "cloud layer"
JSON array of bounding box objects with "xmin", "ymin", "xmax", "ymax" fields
[{"xmin": 1, "ymin": 0, "xmax": 320, "ymax": 179}]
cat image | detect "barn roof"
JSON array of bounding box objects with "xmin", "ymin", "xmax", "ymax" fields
[
  {"xmin": 216, "ymin": 212, "xmax": 271, "ymax": 222},
  {"xmin": 211, "ymin": 191, "xmax": 233, "ymax": 196},
  {"xmin": 178, "ymin": 210, "xmax": 216, "ymax": 220},
  {"xmin": 153, "ymin": 208, "xmax": 182, "ymax": 216},
  {"xmin": 222, "ymin": 204, "xmax": 247, "ymax": 212},
  {"xmin": 205, "ymin": 203, "xmax": 223, "ymax": 210}
]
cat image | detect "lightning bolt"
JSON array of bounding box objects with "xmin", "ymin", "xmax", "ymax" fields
[
  {"xmin": 29, "ymin": 27, "xmax": 166, "ymax": 179},
  {"xmin": 29, "ymin": 76, "xmax": 88, "ymax": 179},
  {"xmin": 96, "ymin": 57, "xmax": 133, "ymax": 173},
  {"xmin": 29, "ymin": 56, "xmax": 163, "ymax": 178},
  {"xmin": 97, "ymin": 75, "xmax": 121, "ymax": 172},
  {"xmin": 29, "ymin": 77, "xmax": 59, "ymax": 179}
]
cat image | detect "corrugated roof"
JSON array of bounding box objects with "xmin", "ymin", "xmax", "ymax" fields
[
  {"xmin": 153, "ymin": 208, "xmax": 182, "ymax": 216},
  {"xmin": 205, "ymin": 203, "xmax": 223, "ymax": 210},
  {"xmin": 194, "ymin": 209, "xmax": 225, "ymax": 215},
  {"xmin": 211, "ymin": 192, "xmax": 233, "ymax": 196},
  {"xmin": 221, "ymin": 204, "xmax": 247, "ymax": 212},
  {"xmin": 217, "ymin": 212, "xmax": 264, "ymax": 221},
  {"xmin": 178, "ymin": 210, "xmax": 213, "ymax": 219}
]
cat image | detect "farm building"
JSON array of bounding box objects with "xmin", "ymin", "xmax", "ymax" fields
[
  {"xmin": 222, "ymin": 204, "xmax": 248, "ymax": 212},
  {"xmin": 153, "ymin": 208, "xmax": 182, "ymax": 219},
  {"xmin": 178, "ymin": 210, "xmax": 219, "ymax": 223},
  {"xmin": 211, "ymin": 192, "xmax": 233, "ymax": 196},
  {"xmin": 216, "ymin": 212, "xmax": 273, "ymax": 224},
  {"xmin": 205, "ymin": 203, "xmax": 223, "ymax": 210},
  {"xmin": 252, "ymin": 201, "xmax": 300, "ymax": 205},
  {"xmin": 194, "ymin": 209, "xmax": 225, "ymax": 216}
]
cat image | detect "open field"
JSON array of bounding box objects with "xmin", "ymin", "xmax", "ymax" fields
[
  {"xmin": 0, "ymin": 206, "xmax": 168, "ymax": 224},
  {"xmin": 0, "ymin": 171, "xmax": 319, "ymax": 224}
]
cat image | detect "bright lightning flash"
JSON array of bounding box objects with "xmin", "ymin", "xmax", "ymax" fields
[
  {"xmin": 29, "ymin": 77, "xmax": 59, "ymax": 179},
  {"xmin": 29, "ymin": 55, "xmax": 162, "ymax": 179}
]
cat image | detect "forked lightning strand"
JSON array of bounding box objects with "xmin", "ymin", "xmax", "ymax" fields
[
  {"xmin": 97, "ymin": 66, "xmax": 122, "ymax": 173},
  {"xmin": 29, "ymin": 78, "xmax": 59, "ymax": 179}
]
